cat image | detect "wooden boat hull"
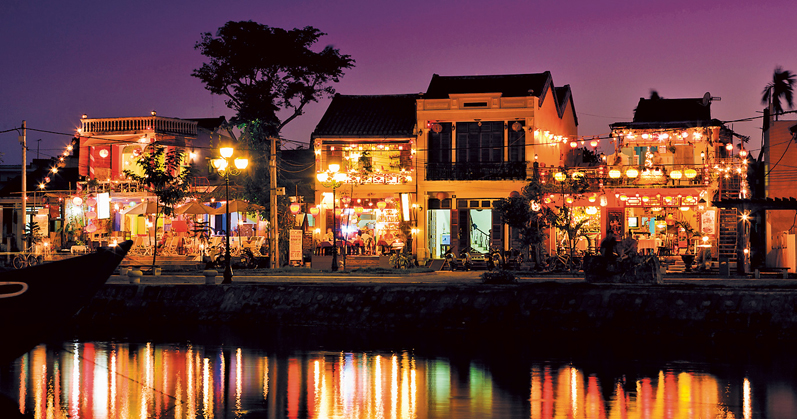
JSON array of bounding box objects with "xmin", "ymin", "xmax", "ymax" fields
[{"xmin": 0, "ymin": 240, "xmax": 132, "ymax": 364}]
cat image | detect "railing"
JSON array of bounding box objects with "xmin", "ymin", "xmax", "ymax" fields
[
  {"xmin": 81, "ymin": 116, "xmax": 197, "ymax": 136},
  {"xmin": 426, "ymin": 162, "xmax": 527, "ymax": 181}
]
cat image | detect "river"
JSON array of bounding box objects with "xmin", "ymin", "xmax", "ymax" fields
[{"xmin": 1, "ymin": 325, "xmax": 795, "ymax": 418}]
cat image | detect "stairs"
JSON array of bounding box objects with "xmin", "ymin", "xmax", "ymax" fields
[{"xmin": 716, "ymin": 172, "xmax": 741, "ymax": 264}]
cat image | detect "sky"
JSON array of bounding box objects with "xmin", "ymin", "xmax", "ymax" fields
[{"xmin": 2, "ymin": 0, "xmax": 796, "ymax": 164}]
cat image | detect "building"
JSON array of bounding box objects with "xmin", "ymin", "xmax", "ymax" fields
[
  {"xmin": 608, "ymin": 94, "xmax": 743, "ymax": 269},
  {"xmin": 311, "ymin": 94, "xmax": 419, "ymax": 259},
  {"xmin": 311, "ymin": 72, "xmax": 578, "ymax": 262}
]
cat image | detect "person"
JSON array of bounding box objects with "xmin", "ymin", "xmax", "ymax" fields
[
  {"xmin": 324, "ymin": 228, "xmax": 334, "ymax": 242},
  {"xmin": 618, "ymin": 230, "xmax": 638, "ymax": 258},
  {"xmin": 599, "ymin": 231, "xmax": 617, "ymax": 257},
  {"xmin": 361, "ymin": 229, "xmax": 374, "ymax": 255}
]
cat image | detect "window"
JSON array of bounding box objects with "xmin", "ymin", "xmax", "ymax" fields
[
  {"xmin": 428, "ymin": 123, "xmax": 452, "ymax": 164},
  {"xmin": 508, "ymin": 121, "xmax": 525, "ymax": 162},
  {"xmin": 456, "ymin": 121, "xmax": 503, "ymax": 163}
]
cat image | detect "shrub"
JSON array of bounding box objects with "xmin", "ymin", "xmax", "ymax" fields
[{"xmin": 480, "ymin": 269, "xmax": 517, "ymax": 284}]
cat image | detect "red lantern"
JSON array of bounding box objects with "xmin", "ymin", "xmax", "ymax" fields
[
  {"xmin": 289, "ymin": 202, "xmax": 301, "ymax": 214},
  {"xmin": 309, "ymin": 206, "xmax": 320, "ymax": 216},
  {"xmin": 377, "ymin": 201, "xmax": 387, "ymax": 209},
  {"xmin": 86, "ymin": 196, "xmax": 97, "ymax": 207},
  {"xmin": 86, "ymin": 211, "xmax": 97, "ymax": 219}
]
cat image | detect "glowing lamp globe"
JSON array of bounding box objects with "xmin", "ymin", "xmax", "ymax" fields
[
  {"xmin": 608, "ymin": 169, "xmax": 621, "ymax": 179},
  {"xmin": 670, "ymin": 170, "xmax": 683, "ymax": 180},
  {"xmin": 72, "ymin": 196, "xmax": 83, "ymax": 206},
  {"xmin": 684, "ymin": 169, "xmax": 697, "ymax": 179},
  {"xmin": 625, "ymin": 168, "xmax": 639, "ymax": 178},
  {"xmin": 355, "ymin": 206, "xmax": 364, "ymax": 215},
  {"xmin": 553, "ymin": 172, "xmax": 566, "ymax": 182},
  {"xmin": 377, "ymin": 201, "xmax": 387, "ymax": 209},
  {"xmin": 86, "ymin": 197, "xmax": 97, "ymax": 207}
]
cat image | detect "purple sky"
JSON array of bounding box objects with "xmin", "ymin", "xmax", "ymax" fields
[{"xmin": 2, "ymin": 0, "xmax": 795, "ymax": 164}]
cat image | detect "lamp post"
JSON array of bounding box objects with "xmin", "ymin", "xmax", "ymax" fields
[
  {"xmin": 213, "ymin": 146, "xmax": 249, "ymax": 284},
  {"xmin": 317, "ymin": 164, "xmax": 346, "ymax": 271}
]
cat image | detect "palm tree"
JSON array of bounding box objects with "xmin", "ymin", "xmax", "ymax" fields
[{"xmin": 761, "ymin": 66, "xmax": 795, "ymax": 120}]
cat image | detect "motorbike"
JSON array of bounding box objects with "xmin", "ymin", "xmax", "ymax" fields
[
  {"xmin": 444, "ymin": 247, "xmax": 473, "ymax": 271},
  {"xmin": 486, "ymin": 247, "xmax": 505, "ymax": 271}
]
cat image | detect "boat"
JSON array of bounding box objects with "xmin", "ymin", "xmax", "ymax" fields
[{"xmin": 0, "ymin": 240, "xmax": 132, "ymax": 364}]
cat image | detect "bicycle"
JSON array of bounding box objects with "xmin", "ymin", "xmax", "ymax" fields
[{"xmin": 12, "ymin": 245, "xmax": 44, "ymax": 269}]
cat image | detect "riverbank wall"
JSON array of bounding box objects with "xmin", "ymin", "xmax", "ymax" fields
[{"xmin": 76, "ymin": 282, "xmax": 797, "ymax": 341}]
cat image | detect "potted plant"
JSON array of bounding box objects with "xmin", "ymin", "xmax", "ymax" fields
[{"xmin": 675, "ymin": 220, "xmax": 698, "ymax": 272}]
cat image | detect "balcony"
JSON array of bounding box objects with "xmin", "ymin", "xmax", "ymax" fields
[
  {"xmin": 426, "ymin": 162, "xmax": 527, "ymax": 181},
  {"xmin": 80, "ymin": 116, "xmax": 197, "ymax": 136}
]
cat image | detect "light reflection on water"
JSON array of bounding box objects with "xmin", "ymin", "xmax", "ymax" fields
[{"xmin": 2, "ymin": 336, "xmax": 795, "ymax": 418}]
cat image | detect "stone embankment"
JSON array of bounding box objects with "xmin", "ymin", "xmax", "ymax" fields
[{"xmin": 76, "ymin": 281, "xmax": 797, "ymax": 341}]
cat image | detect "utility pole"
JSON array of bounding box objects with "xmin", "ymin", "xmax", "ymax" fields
[
  {"xmin": 18, "ymin": 121, "xmax": 26, "ymax": 252},
  {"xmin": 270, "ymin": 135, "xmax": 279, "ymax": 269}
]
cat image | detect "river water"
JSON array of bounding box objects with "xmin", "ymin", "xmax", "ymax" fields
[{"xmin": 1, "ymin": 326, "xmax": 796, "ymax": 418}]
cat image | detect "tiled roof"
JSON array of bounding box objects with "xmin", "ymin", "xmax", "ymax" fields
[
  {"xmin": 610, "ymin": 97, "xmax": 721, "ymax": 130},
  {"xmin": 189, "ymin": 116, "xmax": 228, "ymax": 131},
  {"xmin": 312, "ymin": 94, "xmax": 419, "ymax": 138},
  {"xmin": 632, "ymin": 97, "xmax": 712, "ymax": 123},
  {"xmin": 423, "ymin": 72, "xmax": 551, "ymax": 99}
]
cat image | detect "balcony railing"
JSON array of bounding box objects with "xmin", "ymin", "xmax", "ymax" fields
[
  {"xmin": 81, "ymin": 116, "xmax": 197, "ymax": 136},
  {"xmin": 426, "ymin": 162, "xmax": 527, "ymax": 181}
]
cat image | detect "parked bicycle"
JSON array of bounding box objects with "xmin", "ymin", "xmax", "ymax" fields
[{"xmin": 12, "ymin": 245, "xmax": 44, "ymax": 269}]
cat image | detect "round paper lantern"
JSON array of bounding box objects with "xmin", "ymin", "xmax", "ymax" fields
[
  {"xmin": 85, "ymin": 223, "xmax": 97, "ymax": 233},
  {"xmin": 553, "ymin": 172, "xmax": 566, "ymax": 182},
  {"xmin": 86, "ymin": 211, "xmax": 97, "ymax": 219},
  {"xmin": 377, "ymin": 201, "xmax": 387, "ymax": 209},
  {"xmin": 684, "ymin": 169, "xmax": 697, "ymax": 179},
  {"xmin": 670, "ymin": 170, "xmax": 683, "ymax": 180},
  {"xmin": 309, "ymin": 206, "xmax": 320, "ymax": 216},
  {"xmin": 436, "ymin": 192, "xmax": 446, "ymax": 200},
  {"xmin": 626, "ymin": 168, "xmax": 639, "ymax": 178},
  {"xmin": 289, "ymin": 202, "xmax": 301, "ymax": 214},
  {"xmin": 355, "ymin": 206, "xmax": 364, "ymax": 215},
  {"xmin": 86, "ymin": 196, "xmax": 97, "ymax": 207},
  {"xmin": 608, "ymin": 169, "xmax": 621, "ymax": 179},
  {"xmin": 72, "ymin": 196, "xmax": 83, "ymax": 206}
]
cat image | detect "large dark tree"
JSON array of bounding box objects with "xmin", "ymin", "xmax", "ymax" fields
[
  {"xmin": 193, "ymin": 21, "xmax": 354, "ymax": 265},
  {"xmin": 761, "ymin": 66, "xmax": 795, "ymax": 120}
]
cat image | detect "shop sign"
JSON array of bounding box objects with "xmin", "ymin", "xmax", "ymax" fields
[
  {"xmin": 289, "ymin": 229, "xmax": 303, "ymax": 261},
  {"xmin": 701, "ymin": 209, "xmax": 716, "ymax": 236}
]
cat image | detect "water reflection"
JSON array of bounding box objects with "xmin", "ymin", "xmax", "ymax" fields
[{"xmin": 2, "ymin": 339, "xmax": 793, "ymax": 418}]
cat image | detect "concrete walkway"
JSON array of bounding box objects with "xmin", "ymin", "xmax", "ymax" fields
[{"xmin": 107, "ymin": 269, "xmax": 797, "ymax": 288}]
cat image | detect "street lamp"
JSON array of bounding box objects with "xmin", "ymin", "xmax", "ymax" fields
[
  {"xmin": 317, "ymin": 163, "xmax": 346, "ymax": 271},
  {"xmin": 213, "ymin": 146, "xmax": 249, "ymax": 284}
]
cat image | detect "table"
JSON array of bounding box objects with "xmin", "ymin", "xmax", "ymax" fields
[
  {"xmin": 637, "ymin": 239, "xmax": 658, "ymax": 254},
  {"xmin": 70, "ymin": 245, "xmax": 88, "ymax": 255}
]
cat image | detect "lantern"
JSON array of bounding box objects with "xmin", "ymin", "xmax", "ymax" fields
[
  {"xmin": 585, "ymin": 206, "xmax": 598, "ymax": 215},
  {"xmin": 626, "ymin": 168, "xmax": 639, "ymax": 178},
  {"xmin": 309, "ymin": 206, "xmax": 320, "ymax": 216},
  {"xmin": 72, "ymin": 196, "xmax": 83, "ymax": 206},
  {"xmin": 355, "ymin": 206, "xmax": 364, "ymax": 215},
  {"xmin": 553, "ymin": 172, "xmax": 566, "ymax": 182},
  {"xmin": 600, "ymin": 196, "xmax": 608, "ymax": 207},
  {"xmin": 289, "ymin": 202, "xmax": 302, "ymax": 214},
  {"xmin": 608, "ymin": 169, "xmax": 621, "ymax": 179},
  {"xmin": 334, "ymin": 208, "xmax": 342, "ymax": 216},
  {"xmin": 86, "ymin": 211, "xmax": 97, "ymax": 219},
  {"xmin": 377, "ymin": 201, "xmax": 387, "ymax": 209},
  {"xmin": 569, "ymin": 141, "xmax": 578, "ymax": 148},
  {"xmin": 588, "ymin": 194, "xmax": 596, "ymax": 203},
  {"xmin": 684, "ymin": 169, "xmax": 697, "ymax": 179},
  {"xmin": 670, "ymin": 170, "xmax": 683, "ymax": 180},
  {"xmin": 86, "ymin": 196, "xmax": 97, "ymax": 207},
  {"xmin": 85, "ymin": 223, "xmax": 97, "ymax": 233}
]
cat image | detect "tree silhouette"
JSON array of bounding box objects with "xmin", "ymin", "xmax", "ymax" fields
[{"xmin": 761, "ymin": 66, "xmax": 795, "ymax": 120}]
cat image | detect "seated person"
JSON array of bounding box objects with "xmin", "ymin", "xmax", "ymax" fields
[
  {"xmin": 323, "ymin": 228, "xmax": 334, "ymax": 242},
  {"xmin": 617, "ymin": 230, "xmax": 638, "ymax": 258},
  {"xmin": 361, "ymin": 229, "xmax": 374, "ymax": 254}
]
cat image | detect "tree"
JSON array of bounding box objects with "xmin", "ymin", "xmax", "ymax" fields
[
  {"xmin": 193, "ymin": 21, "xmax": 355, "ymax": 266},
  {"xmin": 124, "ymin": 144, "xmax": 194, "ymax": 271},
  {"xmin": 761, "ymin": 66, "xmax": 795, "ymax": 120}
]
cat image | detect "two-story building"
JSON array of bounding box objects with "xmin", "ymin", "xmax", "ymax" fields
[{"xmin": 608, "ymin": 94, "xmax": 742, "ymax": 268}]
